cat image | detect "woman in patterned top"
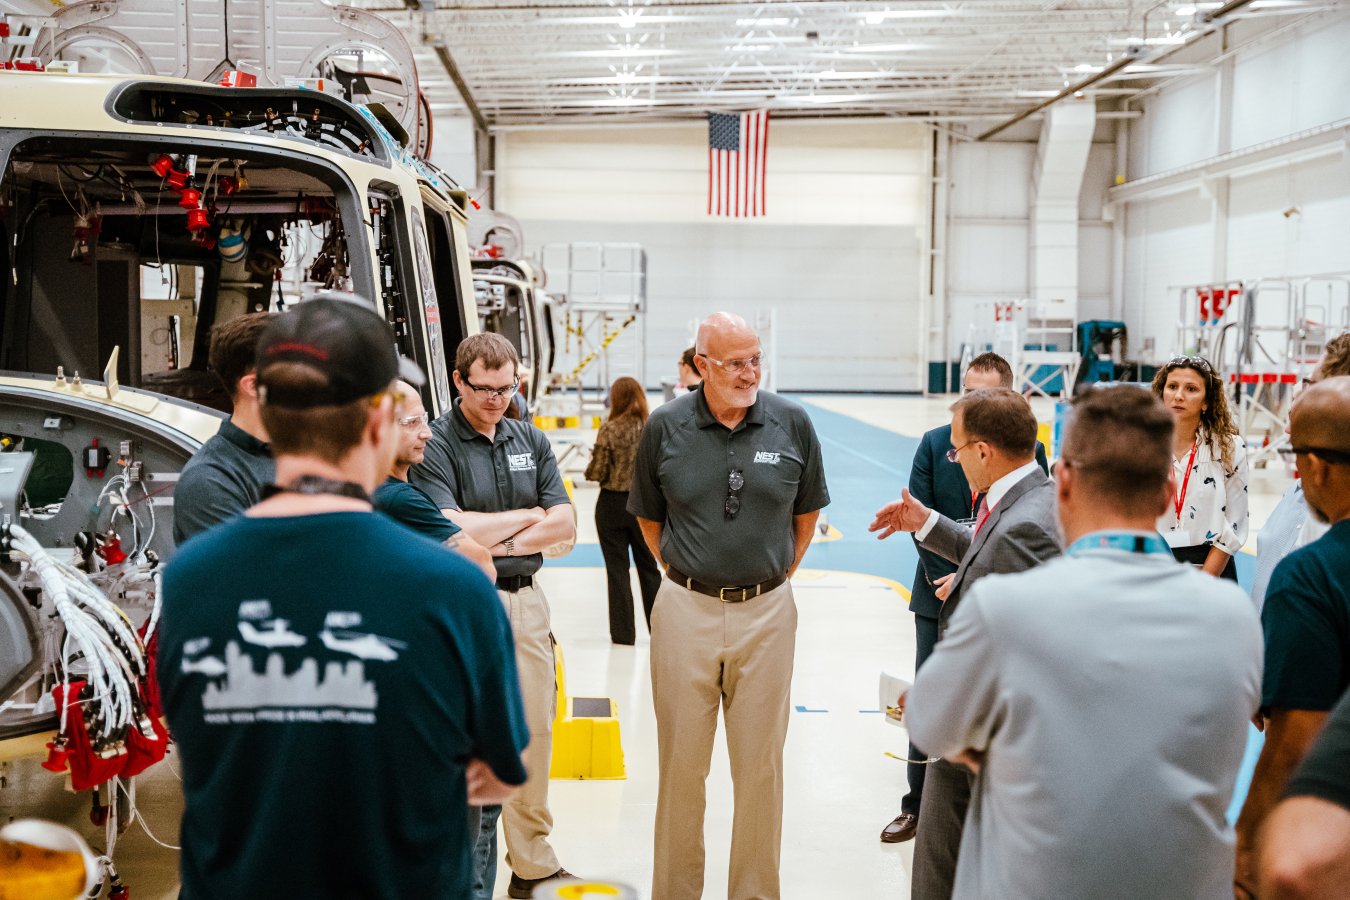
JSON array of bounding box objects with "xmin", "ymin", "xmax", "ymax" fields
[
  {"xmin": 586, "ymin": 377, "xmax": 662, "ymax": 644},
  {"xmin": 1152, "ymin": 355, "xmax": 1249, "ymax": 581}
]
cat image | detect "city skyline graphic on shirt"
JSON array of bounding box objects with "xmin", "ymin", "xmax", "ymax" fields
[{"xmin": 202, "ymin": 641, "xmax": 378, "ymax": 711}]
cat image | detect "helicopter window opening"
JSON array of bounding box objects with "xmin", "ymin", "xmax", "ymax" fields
[
  {"xmin": 369, "ymin": 192, "xmax": 414, "ymax": 359},
  {"xmin": 477, "ymin": 279, "xmax": 532, "ymax": 371},
  {"xmin": 0, "ymin": 136, "xmax": 365, "ymax": 412},
  {"xmin": 141, "ymin": 264, "xmax": 202, "ymax": 376},
  {"xmin": 410, "ymin": 208, "xmax": 452, "ymax": 415},
  {"xmin": 0, "ymin": 435, "xmax": 74, "ymax": 514},
  {"xmin": 109, "ymin": 83, "xmax": 387, "ymax": 162}
]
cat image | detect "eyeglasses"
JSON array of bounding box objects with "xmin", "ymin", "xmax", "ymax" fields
[
  {"xmin": 725, "ymin": 469, "xmax": 744, "ymax": 519},
  {"xmin": 700, "ymin": 353, "xmax": 763, "ymax": 375},
  {"xmin": 946, "ymin": 441, "xmax": 975, "ymax": 463},
  {"xmin": 1167, "ymin": 355, "xmax": 1214, "ymax": 373},
  {"xmin": 464, "ymin": 378, "xmax": 518, "ymax": 399},
  {"xmin": 398, "ymin": 412, "xmax": 430, "ymax": 429},
  {"xmin": 1291, "ymin": 446, "xmax": 1350, "ymax": 466}
]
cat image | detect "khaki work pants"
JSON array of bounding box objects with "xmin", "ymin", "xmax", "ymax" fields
[
  {"xmin": 650, "ymin": 577, "xmax": 797, "ymax": 900},
  {"xmin": 498, "ymin": 581, "xmax": 561, "ymax": 880}
]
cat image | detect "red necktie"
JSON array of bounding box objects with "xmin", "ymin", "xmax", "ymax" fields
[{"xmin": 974, "ymin": 493, "xmax": 991, "ymax": 534}]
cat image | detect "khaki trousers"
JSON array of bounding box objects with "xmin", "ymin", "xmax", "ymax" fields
[
  {"xmin": 498, "ymin": 582, "xmax": 561, "ymax": 879},
  {"xmin": 650, "ymin": 577, "xmax": 797, "ymax": 900}
]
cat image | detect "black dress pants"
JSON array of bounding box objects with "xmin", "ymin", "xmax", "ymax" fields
[{"xmin": 595, "ymin": 488, "xmax": 662, "ymax": 644}]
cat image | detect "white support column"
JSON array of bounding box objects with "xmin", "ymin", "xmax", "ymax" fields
[
  {"xmin": 925, "ymin": 127, "xmax": 952, "ymax": 393},
  {"xmin": 1029, "ymin": 97, "xmax": 1096, "ymax": 321}
]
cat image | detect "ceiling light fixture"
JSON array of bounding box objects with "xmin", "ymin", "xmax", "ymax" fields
[
  {"xmin": 736, "ymin": 17, "xmax": 792, "ymax": 26},
  {"xmin": 1174, "ymin": 6, "xmax": 1197, "ymax": 13}
]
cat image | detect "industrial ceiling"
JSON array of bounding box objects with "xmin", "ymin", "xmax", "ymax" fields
[{"xmin": 352, "ymin": 0, "xmax": 1337, "ymax": 128}]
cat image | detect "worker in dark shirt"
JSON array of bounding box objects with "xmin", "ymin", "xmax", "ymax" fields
[
  {"xmin": 1259, "ymin": 685, "xmax": 1350, "ymax": 898},
  {"xmin": 158, "ymin": 299, "xmax": 530, "ymax": 900},
  {"xmin": 411, "ymin": 332, "xmax": 576, "ymax": 900},
  {"xmin": 173, "ymin": 313, "xmax": 276, "ymax": 544},
  {"xmin": 1235, "ymin": 376, "xmax": 1350, "ymax": 898},
  {"xmin": 374, "ymin": 380, "xmax": 495, "ymax": 579}
]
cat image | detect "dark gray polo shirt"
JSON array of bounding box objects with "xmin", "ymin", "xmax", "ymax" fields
[
  {"xmin": 627, "ymin": 385, "xmax": 829, "ymax": 586},
  {"xmin": 173, "ymin": 420, "xmax": 275, "ymax": 545},
  {"xmin": 410, "ymin": 400, "xmax": 570, "ymax": 578}
]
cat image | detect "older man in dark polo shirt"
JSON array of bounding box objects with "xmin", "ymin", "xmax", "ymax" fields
[
  {"xmin": 411, "ymin": 332, "xmax": 576, "ymax": 900},
  {"xmin": 629, "ymin": 312, "xmax": 829, "ymax": 900},
  {"xmin": 173, "ymin": 313, "xmax": 276, "ymax": 544}
]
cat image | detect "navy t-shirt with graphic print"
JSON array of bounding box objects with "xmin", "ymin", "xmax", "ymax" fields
[{"xmin": 158, "ymin": 511, "xmax": 529, "ymax": 900}]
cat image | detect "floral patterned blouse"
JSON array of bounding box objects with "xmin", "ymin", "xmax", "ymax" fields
[
  {"xmin": 1156, "ymin": 432, "xmax": 1249, "ymax": 557},
  {"xmin": 585, "ymin": 416, "xmax": 645, "ymax": 493}
]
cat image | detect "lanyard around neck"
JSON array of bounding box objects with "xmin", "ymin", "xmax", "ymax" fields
[
  {"xmin": 1173, "ymin": 441, "xmax": 1199, "ymax": 520},
  {"xmin": 1067, "ymin": 531, "xmax": 1173, "ymax": 557}
]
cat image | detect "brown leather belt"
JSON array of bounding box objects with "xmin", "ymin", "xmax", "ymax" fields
[{"xmin": 666, "ymin": 565, "xmax": 788, "ymax": 603}]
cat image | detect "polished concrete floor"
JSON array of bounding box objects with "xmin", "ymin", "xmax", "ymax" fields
[{"xmin": 0, "ymin": 392, "xmax": 1291, "ymax": 899}]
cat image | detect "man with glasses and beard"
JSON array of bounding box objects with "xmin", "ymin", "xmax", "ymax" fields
[
  {"xmin": 411, "ymin": 333, "xmax": 577, "ymax": 900},
  {"xmin": 628, "ymin": 312, "xmax": 830, "ymax": 900}
]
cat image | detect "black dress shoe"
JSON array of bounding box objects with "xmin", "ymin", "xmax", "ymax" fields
[
  {"xmin": 881, "ymin": 813, "xmax": 918, "ymax": 843},
  {"xmin": 508, "ymin": 867, "xmax": 573, "ymax": 899}
]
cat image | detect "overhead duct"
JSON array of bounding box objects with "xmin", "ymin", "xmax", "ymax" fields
[{"xmin": 1028, "ymin": 96, "xmax": 1096, "ymax": 317}]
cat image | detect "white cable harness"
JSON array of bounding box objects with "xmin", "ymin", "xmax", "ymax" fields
[{"xmin": 6, "ymin": 524, "xmax": 150, "ymax": 747}]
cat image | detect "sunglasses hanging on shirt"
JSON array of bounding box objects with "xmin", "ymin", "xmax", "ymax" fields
[{"xmin": 725, "ymin": 469, "xmax": 744, "ymax": 520}]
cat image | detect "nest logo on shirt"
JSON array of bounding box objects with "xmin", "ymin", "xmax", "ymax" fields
[
  {"xmin": 508, "ymin": 452, "xmax": 535, "ymax": 472},
  {"xmin": 754, "ymin": 451, "xmax": 781, "ymax": 465}
]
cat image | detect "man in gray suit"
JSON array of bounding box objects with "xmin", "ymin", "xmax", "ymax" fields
[
  {"xmin": 903, "ymin": 386, "xmax": 1262, "ymax": 900},
  {"xmin": 870, "ymin": 387, "xmax": 1062, "ymax": 900}
]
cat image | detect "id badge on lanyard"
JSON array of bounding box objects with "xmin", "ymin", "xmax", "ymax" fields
[{"xmin": 1164, "ymin": 441, "xmax": 1200, "ymax": 548}]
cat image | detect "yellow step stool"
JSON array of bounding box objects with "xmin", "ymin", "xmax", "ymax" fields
[{"xmin": 550, "ymin": 642, "xmax": 626, "ymax": 780}]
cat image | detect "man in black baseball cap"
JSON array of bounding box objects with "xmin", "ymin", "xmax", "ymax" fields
[{"xmin": 158, "ymin": 298, "xmax": 531, "ymax": 900}]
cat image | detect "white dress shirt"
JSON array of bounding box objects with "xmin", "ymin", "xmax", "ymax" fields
[
  {"xmin": 1156, "ymin": 433, "xmax": 1249, "ymax": 556},
  {"xmin": 916, "ymin": 459, "xmax": 1042, "ymax": 541}
]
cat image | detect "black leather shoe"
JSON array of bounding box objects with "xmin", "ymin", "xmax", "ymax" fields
[
  {"xmin": 881, "ymin": 813, "xmax": 918, "ymax": 844},
  {"xmin": 508, "ymin": 868, "xmax": 573, "ymax": 899}
]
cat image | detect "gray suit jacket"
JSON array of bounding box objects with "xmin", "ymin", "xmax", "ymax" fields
[{"xmin": 919, "ymin": 467, "xmax": 1063, "ymax": 634}]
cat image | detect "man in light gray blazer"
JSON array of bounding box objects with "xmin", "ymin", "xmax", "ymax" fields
[
  {"xmin": 905, "ymin": 386, "xmax": 1262, "ymax": 900},
  {"xmin": 871, "ymin": 388, "xmax": 1062, "ymax": 900}
]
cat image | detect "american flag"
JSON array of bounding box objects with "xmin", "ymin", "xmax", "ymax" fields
[{"xmin": 708, "ymin": 110, "xmax": 770, "ymax": 217}]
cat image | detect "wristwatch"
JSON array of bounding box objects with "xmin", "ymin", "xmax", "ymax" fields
[{"xmin": 504, "ymin": 536, "xmax": 516, "ymax": 557}]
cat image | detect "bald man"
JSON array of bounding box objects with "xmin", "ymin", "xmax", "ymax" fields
[
  {"xmin": 628, "ymin": 313, "xmax": 830, "ymax": 900},
  {"xmin": 1235, "ymin": 376, "xmax": 1350, "ymax": 898}
]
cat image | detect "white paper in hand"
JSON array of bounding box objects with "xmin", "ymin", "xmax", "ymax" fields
[{"xmin": 879, "ymin": 672, "xmax": 911, "ymax": 728}]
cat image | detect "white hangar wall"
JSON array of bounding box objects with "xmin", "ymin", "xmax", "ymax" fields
[
  {"xmin": 945, "ymin": 132, "xmax": 1118, "ymax": 364},
  {"xmin": 1116, "ymin": 10, "xmax": 1350, "ymax": 364},
  {"xmin": 494, "ymin": 120, "xmax": 927, "ymax": 392}
]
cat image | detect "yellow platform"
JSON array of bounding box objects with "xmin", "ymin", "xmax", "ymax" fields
[
  {"xmin": 535, "ymin": 416, "xmax": 603, "ymax": 430},
  {"xmin": 550, "ymin": 642, "xmax": 626, "ymax": 780}
]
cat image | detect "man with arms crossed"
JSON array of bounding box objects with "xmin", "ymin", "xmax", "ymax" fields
[
  {"xmin": 373, "ymin": 380, "xmax": 495, "ymax": 579},
  {"xmin": 412, "ymin": 332, "xmax": 576, "ymax": 900},
  {"xmin": 629, "ymin": 312, "xmax": 829, "ymax": 900},
  {"xmin": 883, "ymin": 354, "xmax": 1047, "ymax": 845},
  {"xmin": 158, "ymin": 299, "xmax": 529, "ymax": 900},
  {"xmin": 1235, "ymin": 376, "xmax": 1350, "ymax": 898},
  {"xmin": 173, "ymin": 312, "xmax": 276, "ymax": 544},
  {"xmin": 870, "ymin": 388, "xmax": 1061, "ymax": 900},
  {"xmin": 903, "ymin": 385, "xmax": 1262, "ymax": 900}
]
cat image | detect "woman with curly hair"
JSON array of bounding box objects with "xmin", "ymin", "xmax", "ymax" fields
[{"xmin": 1152, "ymin": 355, "xmax": 1249, "ymax": 581}]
